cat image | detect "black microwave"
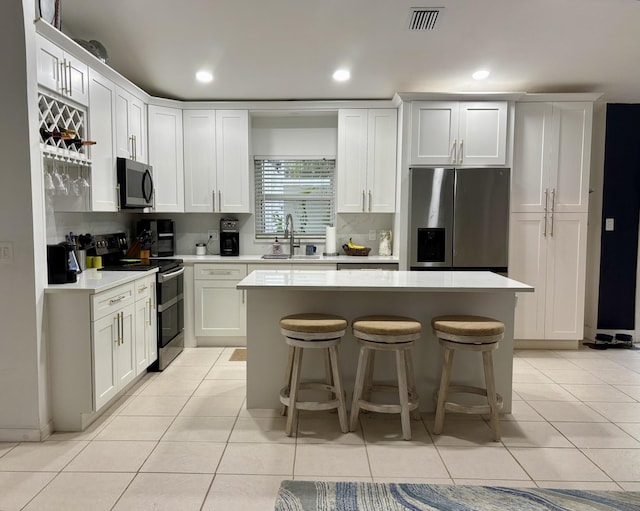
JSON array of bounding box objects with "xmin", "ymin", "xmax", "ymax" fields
[{"xmin": 117, "ymin": 157, "xmax": 154, "ymax": 209}]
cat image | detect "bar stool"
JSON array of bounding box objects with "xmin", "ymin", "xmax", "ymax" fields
[
  {"xmin": 279, "ymin": 313, "xmax": 349, "ymax": 437},
  {"xmin": 431, "ymin": 315, "xmax": 505, "ymax": 441},
  {"xmin": 349, "ymin": 315, "xmax": 421, "ymax": 440}
]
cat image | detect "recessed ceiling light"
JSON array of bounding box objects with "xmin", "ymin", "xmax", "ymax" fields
[
  {"xmin": 332, "ymin": 69, "xmax": 351, "ymax": 82},
  {"xmin": 195, "ymin": 70, "xmax": 213, "ymax": 83},
  {"xmin": 472, "ymin": 70, "xmax": 490, "ymax": 80}
]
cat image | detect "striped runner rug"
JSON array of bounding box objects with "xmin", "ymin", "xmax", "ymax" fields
[{"xmin": 274, "ymin": 480, "xmax": 640, "ymax": 511}]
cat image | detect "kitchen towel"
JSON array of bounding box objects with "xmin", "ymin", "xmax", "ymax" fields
[{"xmin": 324, "ymin": 225, "xmax": 337, "ymax": 255}]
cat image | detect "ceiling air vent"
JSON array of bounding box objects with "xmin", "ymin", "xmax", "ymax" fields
[{"xmin": 408, "ymin": 7, "xmax": 443, "ymax": 31}]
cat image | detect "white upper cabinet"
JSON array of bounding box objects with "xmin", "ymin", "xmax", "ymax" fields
[
  {"xmin": 88, "ymin": 70, "xmax": 117, "ymax": 211},
  {"xmin": 36, "ymin": 34, "xmax": 89, "ymax": 106},
  {"xmin": 183, "ymin": 109, "xmax": 250, "ymax": 213},
  {"xmin": 148, "ymin": 105, "xmax": 184, "ymax": 212},
  {"xmin": 115, "ymin": 87, "xmax": 147, "ymax": 163},
  {"xmin": 337, "ymin": 109, "xmax": 397, "ymax": 213},
  {"xmin": 410, "ymin": 101, "xmax": 507, "ymax": 165},
  {"xmin": 512, "ymin": 102, "xmax": 593, "ymax": 213}
]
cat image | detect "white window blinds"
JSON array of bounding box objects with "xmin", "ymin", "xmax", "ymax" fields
[{"xmin": 254, "ymin": 158, "xmax": 335, "ymax": 238}]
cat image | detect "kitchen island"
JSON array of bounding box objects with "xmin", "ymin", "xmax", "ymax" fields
[{"xmin": 237, "ymin": 270, "xmax": 533, "ymax": 413}]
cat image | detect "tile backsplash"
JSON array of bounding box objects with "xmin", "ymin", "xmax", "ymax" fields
[{"xmin": 45, "ymin": 210, "xmax": 395, "ymax": 256}]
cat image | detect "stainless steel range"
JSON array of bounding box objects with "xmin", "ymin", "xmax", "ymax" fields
[{"xmin": 92, "ymin": 233, "xmax": 184, "ymax": 370}]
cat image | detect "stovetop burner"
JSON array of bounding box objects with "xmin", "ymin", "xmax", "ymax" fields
[{"xmin": 100, "ymin": 258, "xmax": 182, "ymax": 273}]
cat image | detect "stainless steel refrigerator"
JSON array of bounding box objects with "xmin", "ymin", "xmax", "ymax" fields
[{"xmin": 409, "ymin": 167, "xmax": 510, "ymax": 272}]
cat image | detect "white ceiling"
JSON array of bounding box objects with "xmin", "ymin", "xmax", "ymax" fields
[{"xmin": 59, "ymin": 0, "xmax": 640, "ymax": 103}]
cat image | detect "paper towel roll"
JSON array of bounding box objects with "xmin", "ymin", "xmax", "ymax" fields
[{"xmin": 324, "ymin": 225, "xmax": 337, "ymax": 255}]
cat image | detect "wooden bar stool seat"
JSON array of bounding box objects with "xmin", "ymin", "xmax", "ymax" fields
[
  {"xmin": 349, "ymin": 315, "xmax": 421, "ymax": 441},
  {"xmin": 431, "ymin": 315, "xmax": 505, "ymax": 441},
  {"xmin": 279, "ymin": 313, "xmax": 348, "ymax": 437}
]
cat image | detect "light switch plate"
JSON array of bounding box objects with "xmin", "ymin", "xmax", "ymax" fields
[
  {"xmin": 605, "ymin": 218, "xmax": 615, "ymax": 231},
  {"xmin": 368, "ymin": 230, "xmax": 377, "ymax": 241},
  {"xmin": 0, "ymin": 241, "xmax": 14, "ymax": 264}
]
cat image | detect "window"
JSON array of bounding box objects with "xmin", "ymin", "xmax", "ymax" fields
[{"xmin": 254, "ymin": 158, "xmax": 335, "ymax": 238}]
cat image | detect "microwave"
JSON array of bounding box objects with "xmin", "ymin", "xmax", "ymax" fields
[{"xmin": 117, "ymin": 157, "xmax": 154, "ymax": 209}]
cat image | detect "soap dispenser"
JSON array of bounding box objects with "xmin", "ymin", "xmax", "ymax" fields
[{"xmin": 272, "ymin": 237, "xmax": 282, "ymax": 255}]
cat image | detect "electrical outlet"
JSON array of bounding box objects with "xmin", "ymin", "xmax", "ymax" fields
[
  {"xmin": 368, "ymin": 230, "xmax": 377, "ymax": 241},
  {"xmin": 208, "ymin": 230, "xmax": 219, "ymax": 241}
]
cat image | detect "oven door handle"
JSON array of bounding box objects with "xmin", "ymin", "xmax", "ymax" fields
[
  {"xmin": 158, "ymin": 266, "xmax": 185, "ymax": 282},
  {"xmin": 157, "ymin": 294, "xmax": 182, "ymax": 313}
]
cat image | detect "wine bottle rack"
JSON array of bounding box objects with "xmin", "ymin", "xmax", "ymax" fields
[{"xmin": 38, "ymin": 92, "xmax": 90, "ymax": 164}]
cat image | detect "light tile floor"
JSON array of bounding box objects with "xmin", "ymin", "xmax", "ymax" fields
[{"xmin": 1, "ymin": 346, "xmax": 639, "ymax": 510}]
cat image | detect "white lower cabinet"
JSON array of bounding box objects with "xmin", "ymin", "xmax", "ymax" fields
[
  {"xmin": 134, "ymin": 275, "xmax": 157, "ymax": 375},
  {"xmin": 194, "ymin": 264, "xmax": 247, "ymax": 338},
  {"xmin": 91, "ymin": 283, "xmax": 137, "ymax": 411},
  {"xmin": 509, "ymin": 212, "xmax": 588, "ymax": 342},
  {"xmin": 47, "ymin": 274, "xmax": 159, "ymax": 431}
]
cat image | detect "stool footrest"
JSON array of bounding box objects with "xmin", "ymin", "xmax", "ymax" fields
[
  {"xmin": 280, "ymin": 383, "xmax": 344, "ymax": 412},
  {"xmin": 358, "ymin": 397, "xmax": 419, "ymax": 415},
  {"xmin": 434, "ymin": 385, "xmax": 503, "ymax": 415}
]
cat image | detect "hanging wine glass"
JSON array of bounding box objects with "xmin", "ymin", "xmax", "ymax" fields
[
  {"xmin": 75, "ymin": 165, "xmax": 90, "ymax": 191},
  {"xmin": 52, "ymin": 163, "xmax": 67, "ymax": 195},
  {"xmin": 44, "ymin": 162, "xmax": 55, "ymax": 192}
]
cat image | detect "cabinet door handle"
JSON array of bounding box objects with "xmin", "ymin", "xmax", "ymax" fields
[
  {"xmin": 362, "ymin": 190, "xmax": 366, "ymax": 212},
  {"xmin": 129, "ymin": 135, "xmax": 135, "ymax": 159},
  {"xmin": 452, "ymin": 139, "xmax": 457, "ymax": 163},
  {"xmin": 218, "ymin": 190, "xmax": 222, "ymax": 212},
  {"xmin": 368, "ymin": 190, "xmax": 372, "ymax": 212},
  {"xmin": 66, "ymin": 62, "xmax": 72, "ymax": 96},
  {"xmin": 551, "ymin": 188, "xmax": 556, "ymax": 213},
  {"xmin": 119, "ymin": 312, "xmax": 123, "ymax": 345},
  {"xmin": 59, "ymin": 62, "xmax": 67, "ymax": 94},
  {"xmin": 114, "ymin": 313, "xmax": 120, "ymax": 345},
  {"xmin": 109, "ymin": 295, "xmax": 127, "ymax": 305},
  {"xmin": 147, "ymin": 299, "xmax": 152, "ymax": 325},
  {"xmin": 543, "ymin": 188, "xmax": 548, "ymax": 237},
  {"xmin": 242, "ymin": 290, "xmax": 245, "ymax": 304},
  {"xmin": 212, "ymin": 190, "xmax": 216, "ymax": 211},
  {"xmin": 458, "ymin": 139, "xmax": 464, "ymax": 164}
]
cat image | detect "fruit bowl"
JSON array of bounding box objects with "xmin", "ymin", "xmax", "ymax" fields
[{"xmin": 342, "ymin": 244, "xmax": 371, "ymax": 256}]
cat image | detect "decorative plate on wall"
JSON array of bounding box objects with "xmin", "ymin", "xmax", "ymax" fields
[{"xmin": 39, "ymin": 0, "xmax": 61, "ymax": 29}]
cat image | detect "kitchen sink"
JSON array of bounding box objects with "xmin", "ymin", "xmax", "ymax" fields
[{"xmin": 261, "ymin": 254, "xmax": 291, "ymax": 259}]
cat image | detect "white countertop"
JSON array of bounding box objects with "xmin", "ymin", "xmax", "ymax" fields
[
  {"xmin": 176, "ymin": 254, "xmax": 399, "ymax": 264},
  {"xmin": 44, "ymin": 268, "xmax": 158, "ymax": 294},
  {"xmin": 237, "ymin": 270, "xmax": 534, "ymax": 293}
]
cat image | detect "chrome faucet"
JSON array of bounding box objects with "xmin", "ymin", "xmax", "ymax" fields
[{"xmin": 284, "ymin": 213, "xmax": 296, "ymax": 256}]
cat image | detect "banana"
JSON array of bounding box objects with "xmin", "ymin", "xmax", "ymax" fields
[{"xmin": 348, "ymin": 238, "xmax": 365, "ymax": 250}]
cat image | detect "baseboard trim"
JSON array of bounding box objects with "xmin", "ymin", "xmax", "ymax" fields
[
  {"xmin": 197, "ymin": 336, "xmax": 246, "ymax": 347},
  {"xmin": 515, "ymin": 339, "xmax": 579, "ymax": 350},
  {"xmin": 0, "ymin": 427, "xmax": 43, "ymax": 442}
]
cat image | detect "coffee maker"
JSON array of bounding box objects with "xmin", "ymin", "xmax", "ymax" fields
[
  {"xmin": 220, "ymin": 218, "xmax": 239, "ymax": 256},
  {"xmin": 47, "ymin": 243, "xmax": 79, "ymax": 284}
]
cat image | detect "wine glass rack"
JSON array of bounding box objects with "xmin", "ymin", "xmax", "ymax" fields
[{"xmin": 38, "ymin": 91, "xmax": 91, "ymax": 165}]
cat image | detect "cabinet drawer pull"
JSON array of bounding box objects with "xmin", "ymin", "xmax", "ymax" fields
[
  {"xmin": 109, "ymin": 295, "xmax": 127, "ymax": 305},
  {"xmin": 206, "ymin": 270, "xmax": 232, "ymax": 275},
  {"xmin": 138, "ymin": 285, "xmax": 148, "ymax": 292}
]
